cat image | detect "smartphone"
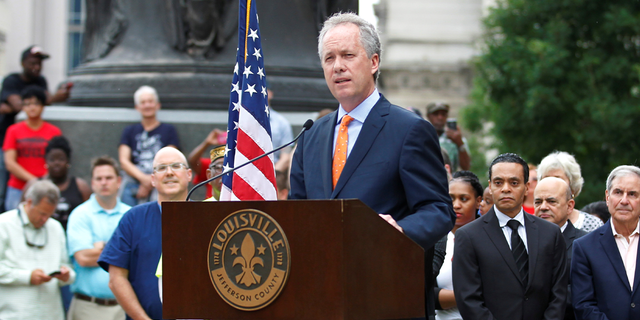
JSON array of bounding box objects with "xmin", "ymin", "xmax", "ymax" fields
[
  {"xmin": 447, "ymin": 118, "xmax": 457, "ymax": 130},
  {"xmin": 48, "ymin": 271, "xmax": 61, "ymax": 277}
]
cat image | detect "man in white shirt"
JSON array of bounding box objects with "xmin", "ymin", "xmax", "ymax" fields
[
  {"xmin": 572, "ymin": 165, "xmax": 640, "ymax": 320},
  {"xmin": 0, "ymin": 180, "xmax": 76, "ymax": 320}
]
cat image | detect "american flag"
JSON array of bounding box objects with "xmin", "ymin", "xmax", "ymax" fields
[{"xmin": 220, "ymin": 0, "xmax": 277, "ymax": 201}]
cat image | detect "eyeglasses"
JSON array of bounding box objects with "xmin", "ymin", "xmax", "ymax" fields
[
  {"xmin": 153, "ymin": 162, "xmax": 188, "ymax": 174},
  {"xmin": 17, "ymin": 209, "xmax": 47, "ymax": 248},
  {"xmin": 209, "ymin": 164, "xmax": 224, "ymax": 173}
]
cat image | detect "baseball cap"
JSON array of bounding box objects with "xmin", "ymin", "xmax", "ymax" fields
[
  {"xmin": 21, "ymin": 45, "xmax": 50, "ymax": 61},
  {"xmin": 426, "ymin": 102, "xmax": 450, "ymax": 114}
]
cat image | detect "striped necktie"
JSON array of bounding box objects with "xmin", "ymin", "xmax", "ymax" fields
[{"xmin": 507, "ymin": 219, "xmax": 529, "ymax": 287}]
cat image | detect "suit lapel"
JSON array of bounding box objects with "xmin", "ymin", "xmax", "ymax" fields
[
  {"xmin": 600, "ymin": 221, "xmax": 632, "ymax": 292},
  {"xmin": 524, "ymin": 214, "xmax": 539, "ymax": 292},
  {"xmin": 634, "ymin": 238, "xmax": 640, "ymax": 294},
  {"xmin": 322, "ymin": 112, "xmax": 339, "ymax": 198},
  {"xmin": 331, "ymin": 97, "xmax": 389, "ymax": 198},
  {"xmin": 482, "ymin": 209, "xmax": 523, "ymax": 285},
  {"xmin": 563, "ymin": 221, "xmax": 577, "ymax": 252}
]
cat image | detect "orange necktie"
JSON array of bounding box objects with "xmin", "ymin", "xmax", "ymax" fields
[{"xmin": 332, "ymin": 115, "xmax": 354, "ymax": 188}]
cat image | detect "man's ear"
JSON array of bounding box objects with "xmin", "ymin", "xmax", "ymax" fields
[{"xmin": 567, "ymin": 198, "xmax": 575, "ymax": 213}]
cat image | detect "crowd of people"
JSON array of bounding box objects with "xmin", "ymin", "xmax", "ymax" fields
[{"xmin": 0, "ymin": 12, "xmax": 638, "ymax": 320}]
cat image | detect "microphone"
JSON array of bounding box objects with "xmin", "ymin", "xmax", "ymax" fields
[{"xmin": 186, "ymin": 119, "xmax": 314, "ymax": 201}]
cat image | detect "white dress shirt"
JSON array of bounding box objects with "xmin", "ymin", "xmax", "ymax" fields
[
  {"xmin": 611, "ymin": 219, "xmax": 640, "ymax": 290},
  {"xmin": 0, "ymin": 204, "xmax": 75, "ymax": 320},
  {"xmin": 494, "ymin": 206, "xmax": 529, "ymax": 252},
  {"xmin": 332, "ymin": 89, "xmax": 380, "ymax": 159}
]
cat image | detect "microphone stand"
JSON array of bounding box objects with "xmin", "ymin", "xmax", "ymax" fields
[{"xmin": 186, "ymin": 119, "xmax": 313, "ymax": 201}]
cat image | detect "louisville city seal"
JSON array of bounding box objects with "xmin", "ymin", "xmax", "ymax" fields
[{"xmin": 208, "ymin": 209, "xmax": 290, "ymax": 311}]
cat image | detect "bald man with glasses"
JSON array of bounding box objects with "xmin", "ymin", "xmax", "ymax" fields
[{"xmin": 99, "ymin": 147, "xmax": 192, "ymax": 320}]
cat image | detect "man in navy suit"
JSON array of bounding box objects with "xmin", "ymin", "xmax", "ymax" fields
[
  {"xmin": 452, "ymin": 153, "xmax": 568, "ymax": 320},
  {"xmin": 572, "ymin": 165, "xmax": 640, "ymax": 320},
  {"xmin": 289, "ymin": 12, "xmax": 455, "ymax": 319}
]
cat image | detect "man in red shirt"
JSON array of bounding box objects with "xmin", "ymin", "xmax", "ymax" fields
[{"xmin": 3, "ymin": 86, "xmax": 61, "ymax": 209}]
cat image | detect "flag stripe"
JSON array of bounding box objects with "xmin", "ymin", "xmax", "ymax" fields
[
  {"xmin": 238, "ymin": 107, "xmax": 274, "ymax": 159},
  {"xmin": 220, "ymin": 0, "xmax": 277, "ymax": 202}
]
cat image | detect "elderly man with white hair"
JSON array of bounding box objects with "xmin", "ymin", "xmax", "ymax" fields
[
  {"xmin": 118, "ymin": 85, "xmax": 180, "ymax": 207},
  {"xmin": 538, "ymin": 151, "xmax": 603, "ymax": 232},
  {"xmin": 572, "ymin": 165, "xmax": 640, "ymax": 320}
]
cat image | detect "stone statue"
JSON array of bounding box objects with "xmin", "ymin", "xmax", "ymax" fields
[
  {"xmin": 83, "ymin": 0, "xmax": 128, "ymax": 62},
  {"xmin": 69, "ymin": 0, "xmax": 358, "ymax": 110}
]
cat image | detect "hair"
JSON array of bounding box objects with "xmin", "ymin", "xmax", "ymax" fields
[
  {"xmin": 606, "ymin": 165, "xmax": 640, "ymax": 192},
  {"xmin": 581, "ymin": 201, "xmax": 610, "ymax": 223},
  {"xmin": 538, "ymin": 151, "xmax": 584, "ymax": 197},
  {"xmin": 488, "ymin": 153, "xmax": 529, "ymax": 183},
  {"xmin": 318, "ymin": 12, "xmax": 382, "ymax": 81},
  {"xmin": 91, "ymin": 156, "xmax": 121, "ymax": 178},
  {"xmin": 528, "ymin": 164, "xmax": 537, "ymax": 171},
  {"xmin": 451, "ymin": 171, "xmax": 484, "ymax": 198},
  {"xmin": 20, "ymin": 85, "xmax": 47, "ymax": 106},
  {"xmin": 24, "ymin": 180, "xmax": 60, "ymax": 205},
  {"xmin": 45, "ymin": 136, "xmax": 72, "ymax": 160},
  {"xmin": 133, "ymin": 85, "xmax": 160, "ymax": 105}
]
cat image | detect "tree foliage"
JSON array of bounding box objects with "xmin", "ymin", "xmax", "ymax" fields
[{"xmin": 463, "ymin": 0, "xmax": 640, "ymax": 205}]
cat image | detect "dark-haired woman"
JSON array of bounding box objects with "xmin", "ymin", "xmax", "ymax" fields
[
  {"xmin": 22, "ymin": 136, "xmax": 90, "ymax": 230},
  {"xmin": 435, "ymin": 171, "xmax": 483, "ymax": 320}
]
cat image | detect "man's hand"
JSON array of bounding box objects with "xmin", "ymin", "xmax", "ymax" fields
[
  {"xmin": 205, "ymin": 128, "xmax": 225, "ymax": 146},
  {"xmin": 94, "ymin": 241, "xmax": 106, "ymax": 250},
  {"xmin": 445, "ymin": 125, "xmax": 464, "ymax": 147},
  {"xmin": 49, "ymin": 82, "xmax": 72, "ymax": 103},
  {"xmin": 0, "ymin": 103, "xmax": 13, "ymax": 114},
  {"xmin": 52, "ymin": 266, "xmax": 71, "ymax": 282},
  {"xmin": 379, "ymin": 214, "xmax": 404, "ymax": 233},
  {"xmin": 30, "ymin": 269, "xmax": 52, "ymax": 285},
  {"xmin": 136, "ymin": 183, "xmax": 152, "ymax": 199}
]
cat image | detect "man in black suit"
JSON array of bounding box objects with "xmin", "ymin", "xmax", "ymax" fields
[
  {"xmin": 534, "ymin": 177, "xmax": 587, "ymax": 320},
  {"xmin": 452, "ymin": 153, "xmax": 568, "ymax": 320}
]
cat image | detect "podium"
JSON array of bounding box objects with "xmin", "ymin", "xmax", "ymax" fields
[{"xmin": 162, "ymin": 199, "xmax": 425, "ymax": 319}]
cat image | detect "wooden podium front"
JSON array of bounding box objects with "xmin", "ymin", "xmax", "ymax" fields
[{"xmin": 162, "ymin": 199, "xmax": 425, "ymax": 319}]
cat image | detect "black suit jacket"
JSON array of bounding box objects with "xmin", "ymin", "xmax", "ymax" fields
[
  {"xmin": 452, "ymin": 208, "xmax": 568, "ymax": 320},
  {"xmin": 563, "ymin": 221, "xmax": 587, "ymax": 320}
]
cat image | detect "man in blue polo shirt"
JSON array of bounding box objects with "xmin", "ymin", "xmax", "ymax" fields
[
  {"xmin": 99, "ymin": 147, "xmax": 192, "ymax": 320},
  {"xmin": 66, "ymin": 156, "xmax": 130, "ymax": 320}
]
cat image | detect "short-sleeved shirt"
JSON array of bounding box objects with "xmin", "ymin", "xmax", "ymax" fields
[
  {"xmin": 0, "ymin": 73, "xmax": 48, "ymax": 145},
  {"xmin": 119, "ymin": 123, "xmax": 180, "ymax": 175},
  {"xmin": 2, "ymin": 121, "xmax": 62, "ymax": 189},
  {"xmin": 193, "ymin": 158, "xmax": 213, "ymax": 199},
  {"xmin": 439, "ymin": 133, "xmax": 469, "ymax": 172},
  {"xmin": 67, "ymin": 194, "xmax": 131, "ymax": 299},
  {"xmin": 98, "ymin": 202, "xmax": 162, "ymax": 320}
]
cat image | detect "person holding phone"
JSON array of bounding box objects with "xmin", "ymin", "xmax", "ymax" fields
[
  {"xmin": 426, "ymin": 102, "xmax": 471, "ymax": 172},
  {"xmin": 187, "ymin": 128, "xmax": 227, "ymax": 200},
  {"xmin": 0, "ymin": 180, "xmax": 76, "ymax": 320}
]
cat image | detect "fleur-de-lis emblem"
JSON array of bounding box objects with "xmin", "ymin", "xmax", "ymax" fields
[{"xmin": 233, "ymin": 234, "xmax": 264, "ymax": 287}]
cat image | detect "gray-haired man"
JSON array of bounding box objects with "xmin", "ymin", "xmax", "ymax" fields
[{"xmin": 0, "ymin": 180, "xmax": 76, "ymax": 320}]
